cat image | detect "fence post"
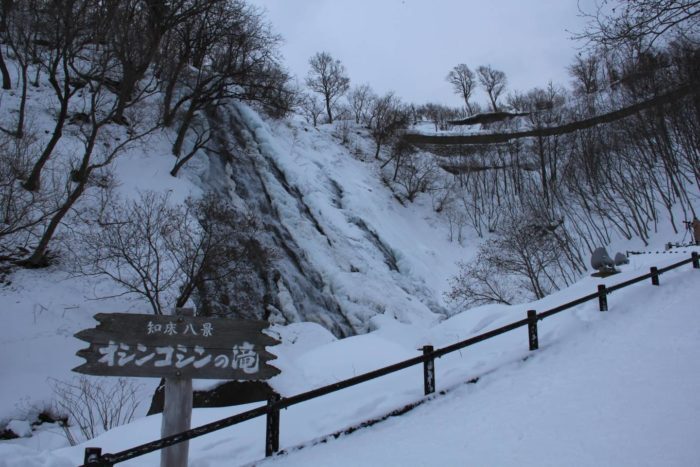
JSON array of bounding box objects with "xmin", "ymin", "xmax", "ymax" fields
[
  {"xmin": 527, "ymin": 310, "xmax": 539, "ymax": 351},
  {"xmin": 422, "ymin": 345, "xmax": 435, "ymax": 395},
  {"xmin": 598, "ymin": 284, "xmax": 608, "ymax": 312},
  {"xmin": 84, "ymin": 447, "xmax": 102, "ymax": 466},
  {"xmin": 693, "ymin": 252, "xmax": 699, "ymax": 269},
  {"xmin": 650, "ymin": 267, "xmax": 659, "ymax": 286},
  {"xmin": 84, "ymin": 447, "xmax": 112, "ymax": 466},
  {"xmin": 265, "ymin": 392, "xmax": 281, "ymax": 457}
]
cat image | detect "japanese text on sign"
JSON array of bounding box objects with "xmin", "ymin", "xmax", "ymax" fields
[
  {"xmin": 97, "ymin": 341, "xmax": 260, "ymax": 373},
  {"xmin": 146, "ymin": 321, "xmax": 214, "ymax": 337}
]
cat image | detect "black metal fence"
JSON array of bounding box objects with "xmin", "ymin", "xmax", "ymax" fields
[{"xmin": 82, "ymin": 252, "xmax": 699, "ymax": 466}]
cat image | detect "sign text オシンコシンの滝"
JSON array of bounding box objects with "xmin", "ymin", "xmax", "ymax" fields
[{"xmin": 74, "ymin": 313, "xmax": 279, "ymax": 380}]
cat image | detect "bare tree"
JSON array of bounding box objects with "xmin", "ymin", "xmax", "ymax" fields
[
  {"xmin": 442, "ymin": 201, "xmax": 468, "ymax": 245},
  {"xmin": 0, "ymin": 130, "xmax": 58, "ymax": 256},
  {"xmin": 569, "ymin": 54, "xmax": 602, "ymax": 97},
  {"xmin": 421, "ymin": 103, "xmax": 442, "ymax": 132},
  {"xmin": 74, "ymin": 192, "xmax": 269, "ymax": 315},
  {"xmin": 447, "ymin": 206, "xmax": 581, "ymax": 306},
  {"xmin": 50, "ymin": 376, "xmax": 141, "ymax": 443},
  {"xmin": 510, "ymin": 83, "xmax": 568, "ymax": 208},
  {"xmin": 170, "ymin": 115, "xmax": 211, "ymax": 177},
  {"xmin": 299, "ymin": 93, "xmax": 324, "ymax": 127},
  {"xmin": 21, "ymin": 0, "xmax": 92, "ymax": 192},
  {"xmin": 477, "ymin": 65, "xmax": 507, "ymax": 112},
  {"xmin": 367, "ymin": 92, "xmax": 409, "ymax": 159},
  {"xmin": 446, "ymin": 63, "xmax": 476, "ymax": 114},
  {"xmin": 446, "ymin": 258, "xmax": 516, "ymax": 308},
  {"xmin": 578, "ymin": 0, "xmax": 700, "ymax": 49},
  {"xmin": 305, "ymin": 51, "xmax": 350, "ymax": 124},
  {"xmin": 21, "ymin": 51, "xmax": 160, "ymax": 267},
  {"xmin": 75, "ymin": 192, "xmax": 187, "ymax": 314},
  {"xmin": 392, "ymin": 152, "xmax": 437, "ymax": 203},
  {"xmin": 347, "ymin": 83, "xmax": 374, "ymax": 124},
  {"xmin": 159, "ymin": 0, "xmax": 287, "ymax": 158},
  {"xmin": 420, "ymin": 103, "xmax": 459, "ymax": 132},
  {"xmin": 2, "ymin": 0, "xmax": 38, "ymax": 138},
  {"xmin": 108, "ymin": 0, "xmax": 226, "ymax": 122}
]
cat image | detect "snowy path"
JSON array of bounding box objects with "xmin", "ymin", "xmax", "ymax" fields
[{"xmin": 258, "ymin": 268, "xmax": 700, "ymax": 467}]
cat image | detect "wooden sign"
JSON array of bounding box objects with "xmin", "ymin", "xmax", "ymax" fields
[{"xmin": 74, "ymin": 313, "xmax": 280, "ymax": 380}]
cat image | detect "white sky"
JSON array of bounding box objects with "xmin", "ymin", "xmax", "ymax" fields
[{"xmin": 249, "ymin": 0, "xmax": 597, "ymax": 108}]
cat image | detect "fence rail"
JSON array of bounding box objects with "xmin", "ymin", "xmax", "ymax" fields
[{"xmin": 82, "ymin": 252, "xmax": 699, "ymax": 467}]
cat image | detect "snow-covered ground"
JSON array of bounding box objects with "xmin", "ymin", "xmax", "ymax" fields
[
  {"xmin": 261, "ymin": 255, "xmax": 700, "ymax": 467},
  {"xmin": 1, "ymin": 249, "xmax": 698, "ymax": 466}
]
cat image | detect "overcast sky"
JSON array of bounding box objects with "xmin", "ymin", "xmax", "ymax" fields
[{"xmin": 248, "ymin": 0, "xmax": 598, "ymax": 108}]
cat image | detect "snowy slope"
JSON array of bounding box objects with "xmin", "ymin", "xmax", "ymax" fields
[
  {"xmin": 0, "ymin": 118, "xmax": 200, "ymax": 423},
  {"xmin": 0, "ymin": 97, "xmax": 471, "ymax": 428},
  {"xmin": 2, "ymin": 54, "xmax": 698, "ymax": 467},
  {"xmin": 1, "ymin": 251, "xmax": 698, "ymax": 466},
  {"xmin": 260, "ymin": 256, "xmax": 700, "ymax": 467},
  {"xmin": 203, "ymin": 103, "xmax": 469, "ymax": 335}
]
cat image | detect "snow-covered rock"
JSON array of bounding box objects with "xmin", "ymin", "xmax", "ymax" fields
[{"xmin": 5, "ymin": 420, "xmax": 31, "ymax": 438}]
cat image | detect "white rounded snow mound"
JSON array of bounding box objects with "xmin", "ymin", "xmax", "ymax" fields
[{"xmin": 0, "ymin": 444, "xmax": 72, "ymax": 467}]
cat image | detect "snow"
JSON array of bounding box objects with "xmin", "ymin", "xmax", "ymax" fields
[
  {"xmin": 2, "ymin": 250, "xmax": 698, "ymax": 466},
  {"xmin": 229, "ymin": 105, "xmax": 470, "ymax": 326},
  {"xmin": 1, "ymin": 55, "xmax": 699, "ymax": 466},
  {"xmin": 258, "ymin": 258, "xmax": 700, "ymax": 467},
  {"xmin": 5, "ymin": 420, "xmax": 32, "ymax": 438},
  {"xmin": 0, "ymin": 91, "xmax": 465, "ymax": 423}
]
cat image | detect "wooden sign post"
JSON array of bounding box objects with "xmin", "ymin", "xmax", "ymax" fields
[
  {"xmin": 74, "ymin": 309, "xmax": 280, "ymax": 467},
  {"xmin": 161, "ymin": 308, "xmax": 193, "ymax": 467}
]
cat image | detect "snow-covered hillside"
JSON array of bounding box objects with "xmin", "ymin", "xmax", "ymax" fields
[
  {"xmin": 3, "ymin": 1, "xmax": 700, "ymax": 465},
  {"xmin": 0, "ymin": 92, "xmax": 472, "ymax": 429},
  {"xmin": 1, "ymin": 245, "xmax": 698, "ymax": 466},
  {"xmin": 205, "ymin": 103, "xmax": 468, "ymax": 334},
  {"xmin": 2, "ymin": 57, "xmax": 698, "ymax": 465},
  {"xmin": 2, "ymin": 76, "xmax": 699, "ymax": 466},
  {"xmin": 259, "ymin": 254, "xmax": 700, "ymax": 467}
]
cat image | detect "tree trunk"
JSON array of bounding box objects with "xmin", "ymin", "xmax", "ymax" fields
[
  {"xmin": 162, "ymin": 83, "xmax": 177, "ymax": 127},
  {"xmin": 114, "ymin": 74, "xmax": 135, "ymax": 123},
  {"xmin": 464, "ymin": 99, "xmax": 473, "ymax": 115},
  {"xmin": 172, "ymin": 102, "xmax": 197, "ymax": 157},
  {"xmin": 0, "ymin": 46, "xmax": 10, "ymax": 89},
  {"xmin": 537, "ymin": 135, "xmax": 549, "ymax": 207},
  {"xmin": 15, "ymin": 61, "xmax": 28, "ymax": 139},
  {"xmin": 325, "ymin": 96, "xmax": 333, "ymax": 124},
  {"xmin": 115, "ymin": 59, "xmax": 151, "ymax": 123},
  {"xmin": 170, "ymin": 145, "xmax": 199, "ymax": 178},
  {"xmin": 22, "ymin": 178, "xmax": 86, "ymax": 267},
  {"xmin": 24, "ymin": 55, "xmax": 74, "ymax": 191},
  {"xmin": 22, "ymin": 127, "xmax": 98, "ymax": 267},
  {"xmin": 489, "ymin": 94, "xmax": 498, "ymax": 112},
  {"xmin": 23, "ymin": 95, "xmax": 69, "ymax": 191},
  {"xmin": 161, "ymin": 57, "xmax": 188, "ymax": 127},
  {"xmin": 392, "ymin": 153, "xmax": 402, "ymax": 181}
]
